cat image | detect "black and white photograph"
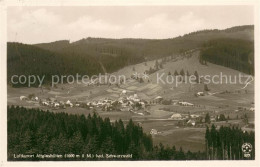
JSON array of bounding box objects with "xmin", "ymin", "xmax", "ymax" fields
[{"xmin": 0, "ymin": 0, "xmax": 259, "ymax": 166}]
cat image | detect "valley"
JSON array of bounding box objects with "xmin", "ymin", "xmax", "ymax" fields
[{"xmin": 7, "ymin": 49, "xmax": 254, "ymax": 152}]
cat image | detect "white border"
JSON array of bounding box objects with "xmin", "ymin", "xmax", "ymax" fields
[{"xmin": 0, "ymin": 0, "xmax": 259, "ymax": 167}]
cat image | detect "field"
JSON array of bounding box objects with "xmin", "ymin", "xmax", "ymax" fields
[{"xmin": 7, "ymin": 51, "xmax": 254, "ymax": 152}]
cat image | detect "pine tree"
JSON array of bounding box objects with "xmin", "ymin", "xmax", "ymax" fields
[
  {"xmin": 204, "ymin": 84, "xmax": 210, "ymax": 91},
  {"xmin": 180, "ymin": 69, "xmax": 185, "ymax": 76},
  {"xmin": 205, "ymin": 113, "xmax": 211, "ymax": 124},
  {"xmin": 174, "ymin": 70, "xmax": 179, "ymax": 76},
  {"xmin": 205, "ymin": 126, "xmax": 210, "ymax": 159},
  {"xmin": 154, "ymin": 60, "xmax": 159, "ymax": 70},
  {"xmin": 194, "ymin": 71, "xmax": 199, "ymax": 83},
  {"xmin": 186, "ymin": 70, "xmax": 190, "ymax": 76}
]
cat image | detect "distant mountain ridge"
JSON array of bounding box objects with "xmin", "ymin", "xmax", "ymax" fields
[
  {"xmin": 7, "ymin": 25, "xmax": 254, "ymax": 87},
  {"xmin": 34, "ymin": 25, "xmax": 253, "ymax": 60},
  {"xmin": 35, "ymin": 25, "xmax": 254, "ymax": 51}
]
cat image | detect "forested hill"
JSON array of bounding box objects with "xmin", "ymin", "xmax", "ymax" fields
[
  {"xmin": 200, "ymin": 38, "xmax": 254, "ymax": 75},
  {"xmin": 7, "ymin": 106, "xmax": 204, "ymax": 160},
  {"xmin": 7, "ymin": 43, "xmax": 103, "ymax": 87},
  {"xmin": 7, "ymin": 25, "xmax": 254, "ymax": 87},
  {"xmin": 7, "ymin": 106, "xmax": 254, "ymax": 160},
  {"xmin": 7, "ymin": 42, "xmax": 144, "ymax": 87},
  {"xmin": 35, "ymin": 25, "xmax": 253, "ymax": 59}
]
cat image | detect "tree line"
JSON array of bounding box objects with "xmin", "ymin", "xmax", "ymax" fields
[
  {"xmin": 8, "ymin": 106, "xmax": 205, "ymax": 161},
  {"xmin": 8, "ymin": 106, "xmax": 254, "ymax": 161},
  {"xmin": 205, "ymin": 124, "xmax": 254, "ymax": 160},
  {"xmin": 7, "ymin": 43, "xmax": 144, "ymax": 87},
  {"xmin": 200, "ymin": 38, "xmax": 254, "ymax": 75}
]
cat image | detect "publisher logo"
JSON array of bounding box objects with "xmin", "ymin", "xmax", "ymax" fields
[{"xmin": 242, "ymin": 143, "xmax": 252, "ymax": 158}]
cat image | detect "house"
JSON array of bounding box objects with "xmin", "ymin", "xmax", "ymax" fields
[
  {"xmin": 249, "ymin": 107, "xmax": 255, "ymax": 112},
  {"xmin": 210, "ymin": 116, "xmax": 216, "ymax": 122},
  {"xmin": 154, "ymin": 96, "xmax": 163, "ymax": 103},
  {"xmin": 54, "ymin": 102, "xmax": 60, "ymax": 108},
  {"xmin": 190, "ymin": 114, "xmax": 200, "ymax": 118},
  {"xmin": 178, "ymin": 101, "xmax": 194, "ymax": 106},
  {"xmin": 133, "ymin": 98, "xmax": 141, "ymax": 102},
  {"xmin": 20, "ymin": 96, "xmax": 28, "ymax": 101},
  {"xmin": 66, "ymin": 100, "xmax": 73, "ymax": 107},
  {"xmin": 172, "ymin": 100, "xmax": 179, "ymax": 105},
  {"xmin": 31, "ymin": 96, "xmax": 39, "ymax": 101},
  {"xmin": 150, "ymin": 129, "xmax": 158, "ymax": 135},
  {"xmin": 122, "ymin": 90, "xmax": 127, "ymax": 94},
  {"xmin": 187, "ymin": 120, "xmax": 196, "ymax": 126},
  {"xmin": 42, "ymin": 101, "xmax": 49, "ymax": 106},
  {"xmin": 140, "ymin": 102, "xmax": 146, "ymax": 108},
  {"xmin": 155, "ymin": 96, "xmax": 163, "ymax": 100},
  {"xmin": 196, "ymin": 92, "xmax": 204, "ymax": 96},
  {"xmin": 137, "ymin": 112, "xmax": 144, "ymax": 116},
  {"xmin": 171, "ymin": 113, "xmax": 182, "ymax": 120}
]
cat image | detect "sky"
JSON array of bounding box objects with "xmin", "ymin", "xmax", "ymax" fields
[{"xmin": 7, "ymin": 6, "xmax": 254, "ymax": 44}]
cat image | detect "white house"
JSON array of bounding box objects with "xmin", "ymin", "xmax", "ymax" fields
[
  {"xmin": 178, "ymin": 101, "xmax": 194, "ymax": 106},
  {"xmin": 66, "ymin": 100, "xmax": 73, "ymax": 107},
  {"xmin": 150, "ymin": 129, "xmax": 158, "ymax": 135},
  {"xmin": 196, "ymin": 92, "xmax": 204, "ymax": 96},
  {"xmin": 54, "ymin": 102, "xmax": 60, "ymax": 107},
  {"xmin": 155, "ymin": 96, "xmax": 163, "ymax": 100},
  {"xmin": 249, "ymin": 107, "xmax": 255, "ymax": 112},
  {"xmin": 20, "ymin": 96, "xmax": 28, "ymax": 101},
  {"xmin": 42, "ymin": 101, "xmax": 49, "ymax": 106},
  {"xmin": 154, "ymin": 96, "xmax": 163, "ymax": 103},
  {"xmin": 190, "ymin": 114, "xmax": 200, "ymax": 118},
  {"xmin": 187, "ymin": 120, "xmax": 196, "ymax": 126},
  {"xmin": 137, "ymin": 112, "xmax": 144, "ymax": 116},
  {"xmin": 171, "ymin": 113, "xmax": 182, "ymax": 120}
]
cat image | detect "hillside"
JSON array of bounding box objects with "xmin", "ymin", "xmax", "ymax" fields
[
  {"xmin": 200, "ymin": 38, "xmax": 254, "ymax": 75},
  {"xmin": 8, "ymin": 106, "xmax": 254, "ymax": 160},
  {"xmin": 7, "ymin": 49, "xmax": 255, "ymax": 152},
  {"xmin": 7, "ymin": 25, "xmax": 254, "ymax": 87},
  {"xmin": 35, "ymin": 25, "xmax": 254, "ymax": 60},
  {"xmin": 7, "ymin": 43, "xmax": 103, "ymax": 87},
  {"xmin": 8, "ymin": 106, "xmax": 207, "ymax": 160}
]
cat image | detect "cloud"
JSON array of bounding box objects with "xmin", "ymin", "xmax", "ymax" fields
[
  {"xmin": 129, "ymin": 12, "xmax": 205, "ymax": 38},
  {"xmin": 7, "ymin": 8, "xmax": 206, "ymax": 43},
  {"xmin": 7, "ymin": 6, "xmax": 253, "ymax": 44},
  {"xmin": 8, "ymin": 8, "xmax": 63, "ymax": 43},
  {"xmin": 66, "ymin": 16, "xmax": 123, "ymax": 41},
  {"xmin": 8, "ymin": 8, "xmax": 123, "ymax": 43}
]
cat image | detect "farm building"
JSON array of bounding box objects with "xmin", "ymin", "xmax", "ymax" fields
[
  {"xmin": 196, "ymin": 92, "xmax": 204, "ymax": 96},
  {"xmin": 190, "ymin": 114, "xmax": 200, "ymax": 118},
  {"xmin": 20, "ymin": 96, "xmax": 28, "ymax": 101},
  {"xmin": 171, "ymin": 113, "xmax": 183, "ymax": 120},
  {"xmin": 187, "ymin": 120, "xmax": 196, "ymax": 126},
  {"xmin": 150, "ymin": 129, "xmax": 158, "ymax": 135},
  {"xmin": 154, "ymin": 96, "xmax": 163, "ymax": 103},
  {"xmin": 66, "ymin": 100, "xmax": 73, "ymax": 107},
  {"xmin": 178, "ymin": 101, "xmax": 194, "ymax": 106},
  {"xmin": 249, "ymin": 107, "xmax": 255, "ymax": 112}
]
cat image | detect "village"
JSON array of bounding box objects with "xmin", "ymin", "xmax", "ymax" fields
[
  {"xmin": 18, "ymin": 88, "xmax": 254, "ymax": 135},
  {"xmin": 9, "ymin": 48, "xmax": 254, "ymax": 152}
]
